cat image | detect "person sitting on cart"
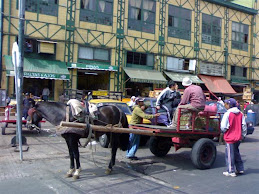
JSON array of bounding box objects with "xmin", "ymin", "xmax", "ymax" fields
[
  {"xmin": 126, "ymin": 97, "xmax": 160, "ymax": 160},
  {"xmin": 156, "ymin": 80, "xmax": 181, "ymax": 127},
  {"xmin": 170, "ymin": 77, "xmax": 206, "ymax": 129},
  {"xmin": 22, "ymin": 93, "xmax": 35, "ymax": 120}
]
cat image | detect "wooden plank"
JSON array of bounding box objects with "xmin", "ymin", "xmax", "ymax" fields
[
  {"xmin": 60, "ymin": 121, "xmax": 158, "ymax": 136},
  {"xmin": 59, "ymin": 122, "xmax": 220, "ymax": 138}
]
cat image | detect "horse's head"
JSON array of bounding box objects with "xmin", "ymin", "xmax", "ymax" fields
[
  {"xmin": 27, "ymin": 106, "xmax": 43, "ymax": 129},
  {"xmin": 88, "ymin": 103, "xmax": 98, "ymax": 118}
]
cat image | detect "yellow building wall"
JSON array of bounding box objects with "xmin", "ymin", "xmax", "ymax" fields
[
  {"xmin": 252, "ymin": 2, "xmax": 259, "ymax": 81},
  {"xmin": 54, "ymin": 80, "xmax": 65, "ymax": 101},
  {"xmin": 2, "ymin": 0, "xmax": 259, "ymax": 97}
]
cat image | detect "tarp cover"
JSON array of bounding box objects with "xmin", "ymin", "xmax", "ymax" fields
[
  {"xmin": 4, "ymin": 55, "xmax": 70, "ymax": 80},
  {"xmin": 124, "ymin": 67, "xmax": 167, "ymax": 84},
  {"xmin": 199, "ymin": 74, "xmax": 236, "ymax": 94},
  {"xmin": 164, "ymin": 72, "xmax": 203, "ymax": 84}
]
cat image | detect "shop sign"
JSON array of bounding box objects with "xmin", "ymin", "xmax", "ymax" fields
[
  {"xmin": 92, "ymin": 90, "xmax": 108, "ymax": 96},
  {"xmin": 23, "ymin": 72, "xmax": 69, "ymax": 80},
  {"xmin": 70, "ymin": 63, "xmax": 118, "ymax": 71}
]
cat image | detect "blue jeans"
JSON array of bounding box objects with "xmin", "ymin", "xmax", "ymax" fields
[
  {"xmin": 126, "ymin": 134, "xmax": 140, "ymax": 158},
  {"xmin": 225, "ymin": 141, "xmax": 244, "ymax": 173},
  {"xmin": 42, "ymin": 95, "xmax": 48, "ymax": 101},
  {"xmin": 22, "ymin": 108, "xmax": 29, "ymax": 119}
]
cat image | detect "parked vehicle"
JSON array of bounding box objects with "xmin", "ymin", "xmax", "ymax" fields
[{"xmin": 89, "ymin": 99, "xmax": 151, "ymax": 147}]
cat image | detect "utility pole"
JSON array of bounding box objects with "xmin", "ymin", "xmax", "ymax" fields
[{"xmin": 14, "ymin": 0, "xmax": 25, "ymax": 160}]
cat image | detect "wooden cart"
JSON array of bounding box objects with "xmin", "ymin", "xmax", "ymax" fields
[
  {"xmin": 61, "ymin": 108, "xmax": 222, "ymax": 169},
  {"xmin": 0, "ymin": 105, "xmax": 44, "ymax": 135}
]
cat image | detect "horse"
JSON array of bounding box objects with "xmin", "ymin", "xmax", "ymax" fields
[{"xmin": 30, "ymin": 100, "xmax": 129, "ymax": 179}]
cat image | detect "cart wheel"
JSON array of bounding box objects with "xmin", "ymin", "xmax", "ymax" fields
[
  {"xmin": 191, "ymin": 138, "xmax": 216, "ymax": 169},
  {"xmin": 2, "ymin": 123, "xmax": 7, "ymax": 135},
  {"xmin": 149, "ymin": 137, "xmax": 171, "ymax": 157},
  {"xmin": 99, "ymin": 134, "xmax": 110, "ymax": 148}
]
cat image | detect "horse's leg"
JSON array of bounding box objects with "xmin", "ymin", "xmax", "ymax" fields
[
  {"xmin": 64, "ymin": 135, "xmax": 75, "ymax": 177},
  {"xmin": 106, "ymin": 133, "xmax": 119, "ymax": 174},
  {"xmin": 71, "ymin": 134, "xmax": 81, "ymax": 179}
]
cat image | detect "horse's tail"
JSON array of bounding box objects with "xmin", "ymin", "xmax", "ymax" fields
[{"xmin": 118, "ymin": 109, "xmax": 129, "ymax": 151}]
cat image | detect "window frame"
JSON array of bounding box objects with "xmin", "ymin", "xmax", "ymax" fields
[
  {"xmin": 80, "ymin": 0, "xmax": 114, "ymax": 26},
  {"xmin": 202, "ymin": 13, "xmax": 221, "ymax": 46},
  {"xmin": 126, "ymin": 51, "xmax": 154, "ymax": 69},
  {"xmin": 166, "ymin": 56, "xmax": 192, "ymax": 72},
  {"xmin": 24, "ymin": 0, "xmax": 59, "ymax": 17},
  {"xmin": 231, "ymin": 22, "xmax": 249, "ymax": 51},
  {"xmin": 231, "ymin": 66, "xmax": 247, "ymax": 78},
  {"xmin": 128, "ymin": 0, "xmax": 156, "ymax": 34},
  {"xmin": 78, "ymin": 46, "xmax": 110, "ymax": 62},
  {"xmin": 168, "ymin": 5, "xmax": 191, "ymax": 40}
]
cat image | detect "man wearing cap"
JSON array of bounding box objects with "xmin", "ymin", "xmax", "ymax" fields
[
  {"xmin": 126, "ymin": 97, "xmax": 160, "ymax": 160},
  {"xmin": 221, "ymin": 98, "xmax": 247, "ymax": 177},
  {"xmin": 156, "ymin": 80, "xmax": 181, "ymax": 126},
  {"xmin": 22, "ymin": 93, "xmax": 35, "ymax": 120},
  {"xmin": 171, "ymin": 77, "xmax": 206, "ymax": 129}
]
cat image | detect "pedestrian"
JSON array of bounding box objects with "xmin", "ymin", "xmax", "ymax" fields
[
  {"xmin": 126, "ymin": 97, "xmax": 160, "ymax": 160},
  {"xmin": 22, "ymin": 93, "xmax": 35, "ymax": 120},
  {"xmin": 170, "ymin": 77, "xmax": 206, "ymax": 129},
  {"xmin": 128, "ymin": 96, "xmax": 136, "ymax": 110},
  {"xmin": 59, "ymin": 93, "xmax": 65, "ymax": 103},
  {"xmin": 42, "ymin": 86, "xmax": 50, "ymax": 101},
  {"xmin": 218, "ymin": 97, "xmax": 224, "ymax": 106},
  {"xmin": 236, "ymin": 100, "xmax": 241, "ymax": 110},
  {"xmin": 156, "ymin": 80, "xmax": 181, "ymax": 127},
  {"xmin": 221, "ymin": 98, "xmax": 247, "ymax": 177},
  {"xmin": 243, "ymin": 101, "xmax": 249, "ymax": 111}
]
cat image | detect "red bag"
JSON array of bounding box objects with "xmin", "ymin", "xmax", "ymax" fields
[{"xmin": 199, "ymin": 104, "xmax": 217, "ymax": 117}]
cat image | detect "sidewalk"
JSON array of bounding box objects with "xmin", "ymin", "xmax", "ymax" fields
[{"xmin": 0, "ymin": 121, "xmax": 178, "ymax": 194}]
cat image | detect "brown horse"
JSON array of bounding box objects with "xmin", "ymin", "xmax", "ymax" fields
[{"xmin": 30, "ymin": 100, "xmax": 129, "ymax": 179}]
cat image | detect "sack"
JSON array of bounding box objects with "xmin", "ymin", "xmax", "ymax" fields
[{"xmin": 198, "ymin": 104, "xmax": 217, "ymax": 117}]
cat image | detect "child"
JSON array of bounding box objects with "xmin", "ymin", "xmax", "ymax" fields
[{"xmin": 221, "ymin": 98, "xmax": 247, "ymax": 177}]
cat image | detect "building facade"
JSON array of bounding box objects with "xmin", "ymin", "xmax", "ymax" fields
[{"xmin": 0, "ymin": 0, "xmax": 259, "ymax": 101}]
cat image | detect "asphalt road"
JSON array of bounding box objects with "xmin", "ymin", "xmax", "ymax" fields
[{"xmin": 0, "ymin": 122, "xmax": 259, "ymax": 194}]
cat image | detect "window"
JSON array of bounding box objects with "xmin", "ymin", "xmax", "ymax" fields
[
  {"xmin": 80, "ymin": 0, "xmax": 113, "ymax": 26},
  {"xmin": 168, "ymin": 5, "xmax": 191, "ymax": 40},
  {"xmin": 128, "ymin": 0, "xmax": 156, "ymax": 34},
  {"xmin": 232, "ymin": 22, "xmax": 249, "ymax": 51},
  {"xmin": 166, "ymin": 57, "xmax": 195, "ymax": 72},
  {"xmin": 78, "ymin": 46, "xmax": 110, "ymax": 61},
  {"xmin": 24, "ymin": 38, "xmax": 56, "ymax": 60},
  {"xmin": 202, "ymin": 14, "xmax": 221, "ymax": 46},
  {"xmin": 127, "ymin": 51, "xmax": 154, "ymax": 67},
  {"xmin": 25, "ymin": 0, "xmax": 58, "ymax": 16},
  {"xmin": 231, "ymin": 66, "xmax": 247, "ymax": 78}
]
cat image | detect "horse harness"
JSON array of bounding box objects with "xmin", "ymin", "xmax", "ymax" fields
[{"xmin": 66, "ymin": 103, "xmax": 124, "ymax": 148}]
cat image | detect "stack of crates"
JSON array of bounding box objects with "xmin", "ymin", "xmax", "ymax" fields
[{"xmin": 243, "ymin": 86, "xmax": 252, "ymax": 101}]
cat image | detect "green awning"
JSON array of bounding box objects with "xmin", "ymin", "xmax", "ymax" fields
[
  {"xmin": 124, "ymin": 67, "xmax": 167, "ymax": 84},
  {"xmin": 4, "ymin": 55, "xmax": 70, "ymax": 80},
  {"xmin": 164, "ymin": 72, "xmax": 203, "ymax": 84},
  {"xmin": 68, "ymin": 62, "xmax": 118, "ymax": 71}
]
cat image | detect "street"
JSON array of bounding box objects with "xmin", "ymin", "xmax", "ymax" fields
[{"xmin": 0, "ymin": 121, "xmax": 259, "ymax": 194}]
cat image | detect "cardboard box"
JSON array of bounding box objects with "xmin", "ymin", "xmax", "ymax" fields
[
  {"xmin": 243, "ymin": 87, "xmax": 252, "ymax": 93},
  {"xmin": 243, "ymin": 91, "xmax": 252, "ymax": 96},
  {"xmin": 243, "ymin": 95, "xmax": 252, "ymax": 100}
]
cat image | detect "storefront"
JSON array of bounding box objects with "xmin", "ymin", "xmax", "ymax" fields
[
  {"xmin": 68, "ymin": 62, "xmax": 118, "ymax": 91},
  {"xmin": 4, "ymin": 56, "xmax": 70, "ymax": 101},
  {"xmin": 199, "ymin": 74, "xmax": 236, "ymax": 98},
  {"xmin": 123, "ymin": 67, "xmax": 167, "ymax": 97}
]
